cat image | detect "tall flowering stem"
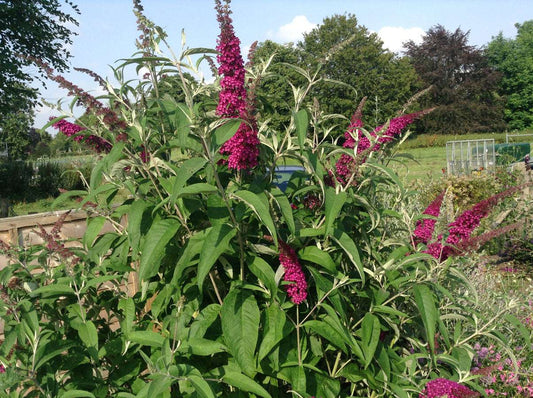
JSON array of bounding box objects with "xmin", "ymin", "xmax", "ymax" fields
[
  {"xmin": 214, "ymin": 0, "xmax": 259, "ymax": 170},
  {"xmin": 334, "ymin": 99, "xmax": 433, "ymax": 185},
  {"xmin": 278, "ymin": 241, "xmax": 308, "ymax": 305},
  {"xmin": 51, "ymin": 117, "xmax": 112, "ymax": 153},
  {"xmin": 32, "ymin": 58, "xmax": 127, "ymax": 133},
  {"xmin": 424, "ymin": 184, "xmax": 529, "ymax": 261}
]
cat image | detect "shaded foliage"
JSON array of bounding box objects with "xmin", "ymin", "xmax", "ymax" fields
[{"xmin": 405, "ymin": 25, "xmax": 506, "ymax": 134}]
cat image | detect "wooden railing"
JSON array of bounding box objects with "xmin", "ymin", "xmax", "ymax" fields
[{"xmin": 0, "ymin": 209, "xmax": 116, "ymax": 269}]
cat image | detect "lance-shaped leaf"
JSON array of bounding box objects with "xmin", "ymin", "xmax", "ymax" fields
[
  {"xmin": 413, "ymin": 284, "xmax": 438, "ymax": 354},
  {"xmin": 332, "ymin": 228, "xmax": 365, "ymax": 284},
  {"xmin": 221, "ymin": 287, "xmax": 260, "ymax": 377},
  {"xmin": 294, "ymin": 109, "xmax": 308, "ymax": 151},
  {"xmin": 169, "ymin": 157, "xmax": 208, "ymax": 204},
  {"xmin": 197, "ymin": 223, "xmax": 236, "ymax": 291},
  {"xmin": 232, "ymin": 190, "xmax": 277, "ymax": 246},
  {"xmin": 139, "ymin": 219, "xmax": 180, "ymax": 282},
  {"xmin": 222, "ymin": 371, "xmax": 272, "ymax": 398},
  {"xmin": 360, "ymin": 313, "xmax": 380, "ymax": 368},
  {"xmin": 325, "ymin": 187, "xmax": 346, "ymax": 236}
]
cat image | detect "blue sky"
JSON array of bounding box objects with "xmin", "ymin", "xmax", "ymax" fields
[{"xmin": 35, "ymin": 0, "xmax": 533, "ymax": 129}]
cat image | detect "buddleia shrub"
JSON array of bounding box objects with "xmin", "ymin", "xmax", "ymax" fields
[{"xmin": 0, "ymin": 1, "xmax": 527, "ymax": 397}]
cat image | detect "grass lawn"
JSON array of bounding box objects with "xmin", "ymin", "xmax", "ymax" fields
[{"xmin": 390, "ymin": 146, "xmax": 448, "ymax": 183}]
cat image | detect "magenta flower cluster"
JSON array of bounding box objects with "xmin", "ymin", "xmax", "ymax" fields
[
  {"xmin": 278, "ymin": 241, "xmax": 307, "ymax": 305},
  {"xmin": 51, "ymin": 117, "xmax": 112, "ymax": 153},
  {"xmin": 413, "ymin": 192, "xmax": 445, "ymax": 245},
  {"xmin": 419, "ymin": 378, "xmax": 479, "ymax": 398},
  {"xmin": 418, "ymin": 185, "xmax": 524, "ymax": 261},
  {"xmin": 335, "ymin": 100, "xmax": 431, "ymax": 184},
  {"xmin": 214, "ymin": 0, "xmax": 259, "ymax": 170}
]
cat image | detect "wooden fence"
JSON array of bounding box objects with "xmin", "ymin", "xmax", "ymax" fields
[{"xmin": 0, "ymin": 209, "xmax": 117, "ymax": 269}]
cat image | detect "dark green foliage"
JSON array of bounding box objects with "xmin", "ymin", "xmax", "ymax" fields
[
  {"xmin": 0, "ymin": 111, "xmax": 34, "ymax": 160},
  {"xmin": 405, "ymin": 25, "xmax": 506, "ymax": 134},
  {"xmin": 0, "ymin": 159, "xmax": 91, "ymax": 202},
  {"xmin": 298, "ymin": 14, "xmax": 420, "ymax": 125},
  {"xmin": 252, "ymin": 40, "xmax": 307, "ymax": 132},
  {"xmin": 0, "ymin": 0, "xmax": 79, "ymax": 114},
  {"xmin": 487, "ymin": 20, "xmax": 533, "ymax": 130}
]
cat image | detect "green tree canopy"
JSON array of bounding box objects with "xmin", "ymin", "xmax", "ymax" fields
[
  {"xmin": 405, "ymin": 25, "xmax": 505, "ymax": 134},
  {"xmin": 486, "ymin": 20, "xmax": 533, "ymax": 130},
  {"xmin": 251, "ymin": 40, "xmax": 307, "ymax": 132},
  {"xmin": 0, "ymin": 0, "xmax": 80, "ymax": 115},
  {"xmin": 0, "ymin": 111, "xmax": 34, "ymax": 159},
  {"xmin": 298, "ymin": 14, "xmax": 420, "ymax": 126}
]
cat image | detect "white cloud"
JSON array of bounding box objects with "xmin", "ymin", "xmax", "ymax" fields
[
  {"xmin": 377, "ymin": 26, "xmax": 424, "ymax": 53},
  {"xmin": 270, "ymin": 15, "xmax": 317, "ymax": 43}
]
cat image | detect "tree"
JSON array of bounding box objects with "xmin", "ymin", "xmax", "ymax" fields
[
  {"xmin": 405, "ymin": 25, "xmax": 505, "ymax": 134},
  {"xmin": 251, "ymin": 40, "xmax": 307, "ymax": 132},
  {"xmin": 298, "ymin": 14, "xmax": 420, "ymax": 126},
  {"xmin": 486, "ymin": 21, "xmax": 533, "ymax": 130},
  {"xmin": 0, "ymin": 0, "xmax": 80, "ymax": 115},
  {"xmin": 0, "ymin": 111, "xmax": 34, "ymax": 159}
]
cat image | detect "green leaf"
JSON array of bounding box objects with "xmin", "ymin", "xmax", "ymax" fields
[
  {"xmin": 139, "ymin": 219, "xmax": 180, "ymax": 282},
  {"xmin": 324, "ymin": 187, "xmax": 346, "ymax": 236},
  {"xmin": 77, "ymin": 321, "xmax": 98, "ymax": 361},
  {"xmin": 258, "ymin": 304, "xmax": 292, "ymax": 361},
  {"xmin": 303, "ymin": 320, "xmax": 347, "ymax": 354},
  {"xmin": 248, "ymin": 257, "xmax": 277, "ymax": 297},
  {"xmin": 188, "ymin": 374, "xmax": 216, "ymax": 398},
  {"xmin": 331, "ymin": 228, "xmax": 365, "ymax": 284},
  {"xmin": 126, "ymin": 199, "xmax": 150, "ymax": 256},
  {"xmin": 177, "ymin": 183, "xmax": 218, "ymax": 197},
  {"xmin": 221, "ymin": 287, "xmax": 260, "ymax": 377},
  {"xmin": 212, "ymin": 118, "xmax": 242, "ymax": 151},
  {"xmin": 60, "ymin": 391, "xmax": 96, "ymax": 398},
  {"xmin": 206, "ymin": 194, "xmax": 231, "ymax": 226},
  {"xmin": 271, "ymin": 187, "xmax": 295, "ymax": 235},
  {"xmin": 83, "ymin": 216, "xmax": 107, "ymax": 248},
  {"xmin": 186, "ymin": 338, "xmax": 226, "ymax": 356},
  {"xmin": 360, "ymin": 313, "xmax": 380, "ymax": 368},
  {"xmin": 146, "ymin": 376, "xmax": 173, "ymax": 398},
  {"xmin": 34, "ymin": 341, "xmax": 75, "ymax": 371},
  {"xmin": 197, "ymin": 223, "xmax": 236, "ymax": 291},
  {"xmin": 31, "ymin": 283, "xmax": 75, "ymax": 297},
  {"xmin": 232, "ymin": 190, "xmax": 277, "ymax": 245},
  {"xmin": 223, "ymin": 371, "xmax": 272, "ymax": 398},
  {"xmin": 294, "ymin": 109, "xmax": 308, "ymax": 151},
  {"xmin": 413, "ymin": 284, "xmax": 437, "ymax": 353},
  {"xmin": 170, "ymin": 157, "xmax": 208, "ymax": 203},
  {"xmin": 504, "ymin": 313, "xmax": 531, "ymax": 346},
  {"xmin": 128, "ymin": 330, "xmax": 164, "ymax": 348},
  {"xmin": 298, "ymin": 246, "xmax": 337, "ymax": 274},
  {"xmin": 118, "ymin": 297, "xmax": 135, "ymax": 336}
]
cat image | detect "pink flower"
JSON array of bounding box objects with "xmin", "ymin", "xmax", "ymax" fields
[
  {"xmin": 334, "ymin": 100, "xmax": 432, "ymax": 185},
  {"xmin": 50, "ymin": 117, "xmax": 112, "ymax": 153},
  {"xmin": 419, "ymin": 378, "xmax": 479, "ymax": 398},
  {"xmin": 413, "ymin": 192, "xmax": 445, "ymax": 245},
  {"xmin": 214, "ymin": 0, "xmax": 259, "ymax": 170},
  {"xmin": 51, "ymin": 117, "xmax": 85, "ymax": 140},
  {"xmin": 0, "ymin": 364, "xmax": 5, "ymax": 373},
  {"xmin": 279, "ymin": 241, "xmax": 307, "ymax": 304},
  {"xmin": 423, "ymin": 184, "xmax": 527, "ymax": 261}
]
